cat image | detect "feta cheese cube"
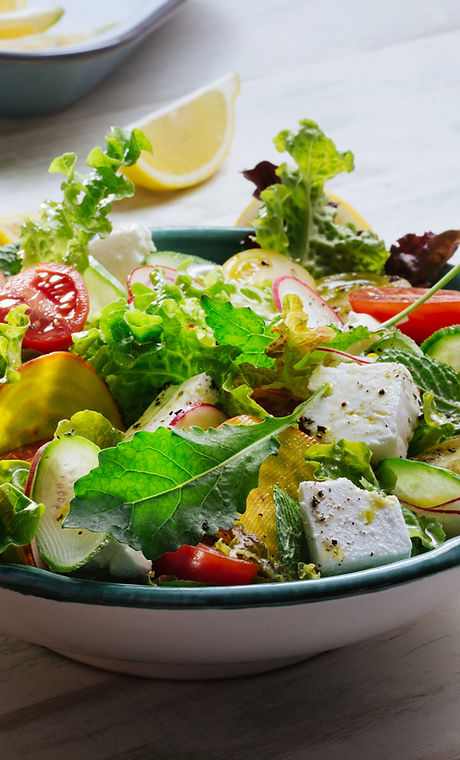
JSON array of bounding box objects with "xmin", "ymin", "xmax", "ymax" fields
[
  {"xmin": 89, "ymin": 224, "xmax": 155, "ymax": 282},
  {"xmin": 299, "ymin": 477, "xmax": 412, "ymax": 576},
  {"xmin": 302, "ymin": 362, "xmax": 420, "ymax": 462}
]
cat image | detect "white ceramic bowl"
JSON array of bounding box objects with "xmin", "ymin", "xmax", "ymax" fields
[{"xmin": 1, "ymin": 538, "xmax": 459, "ymax": 679}]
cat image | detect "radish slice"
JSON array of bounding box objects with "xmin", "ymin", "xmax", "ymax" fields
[
  {"xmin": 127, "ymin": 265, "xmax": 179, "ymax": 294},
  {"xmin": 272, "ymin": 275, "xmax": 344, "ymax": 328},
  {"xmin": 170, "ymin": 404, "xmax": 227, "ymax": 431},
  {"xmin": 314, "ymin": 347, "xmax": 375, "ymax": 364}
]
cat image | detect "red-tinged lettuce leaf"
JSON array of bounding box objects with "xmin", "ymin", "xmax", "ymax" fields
[
  {"xmin": 66, "ymin": 391, "xmax": 326, "ymax": 560},
  {"xmin": 242, "ymin": 160, "xmax": 280, "ymax": 199},
  {"xmin": 385, "ymin": 230, "xmax": 460, "ymax": 286}
]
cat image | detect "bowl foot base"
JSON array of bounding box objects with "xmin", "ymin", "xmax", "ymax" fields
[{"xmin": 53, "ymin": 649, "xmax": 307, "ymax": 679}]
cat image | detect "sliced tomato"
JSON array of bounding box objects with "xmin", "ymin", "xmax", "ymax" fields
[
  {"xmin": 349, "ymin": 286, "xmax": 460, "ymax": 343},
  {"xmin": 0, "ymin": 263, "xmax": 89, "ymax": 352},
  {"xmin": 152, "ymin": 543, "xmax": 258, "ymax": 586}
]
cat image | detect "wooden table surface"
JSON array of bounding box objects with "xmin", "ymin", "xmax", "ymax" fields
[{"xmin": 1, "ymin": 1, "xmax": 460, "ymax": 758}]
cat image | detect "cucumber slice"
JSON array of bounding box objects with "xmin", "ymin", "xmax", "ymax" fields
[
  {"xmin": 143, "ymin": 250, "xmax": 217, "ymax": 280},
  {"xmin": 30, "ymin": 436, "xmax": 108, "ymax": 572},
  {"xmin": 421, "ymin": 325, "xmax": 460, "ymax": 371},
  {"xmin": 377, "ymin": 457, "xmax": 460, "ymax": 537},
  {"xmin": 83, "ymin": 255, "xmax": 126, "ymax": 319}
]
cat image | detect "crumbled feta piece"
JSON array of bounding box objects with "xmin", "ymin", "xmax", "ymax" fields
[
  {"xmin": 344, "ymin": 310, "xmax": 381, "ymax": 330},
  {"xmin": 299, "ymin": 477, "xmax": 412, "ymax": 576},
  {"xmin": 125, "ymin": 373, "xmax": 218, "ymax": 440},
  {"xmin": 89, "ymin": 539, "xmax": 152, "ymax": 580},
  {"xmin": 302, "ymin": 361, "xmax": 420, "ymax": 462},
  {"xmin": 89, "ymin": 223, "xmax": 155, "ymax": 282}
]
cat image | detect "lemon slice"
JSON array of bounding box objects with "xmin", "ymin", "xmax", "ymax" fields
[
  {"xmin": 0, "ymin": 214, "xmax": 28, "ymax": 245},
  {"xmin": 0, "ymin": 5, "xmax": 63, "ymax": 39},
  {"xmin": 236, "ymin": 191, "xmax": 372, "ymax": 231},
  {"xmin": 122, "ymin": 72, "xmax": 240, "ymax": 191},
  {"xmin": 0, "ymin": 0, "xmax": 26, "ymax": 11}
]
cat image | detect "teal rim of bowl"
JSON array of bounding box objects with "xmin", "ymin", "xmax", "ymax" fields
[
  {"xmin": 0, "ymin": 536, "xmax": 459, "ymax": 610},
  {"xmin": 0, "ymin": 226, "xmax": 459, "ymax": 610}
]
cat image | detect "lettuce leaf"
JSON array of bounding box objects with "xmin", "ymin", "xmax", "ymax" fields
[
  {"xmin": 408, "ymin": 391, "xmax": 455, "ymax": 456},
  {"xmin": 0, "ymin": 483, "xmax": 44, "ymax": 554},
  {"xmin": 251, "ymin": 120, "xmax": 388, "ymax": 278},
  {"xmin": 202, "ymin": 296, "xmax": 276, "ymax": 368},
  {"xmin": 0, "ymin": 304, "xmax": 29, "ymax": 384},
  {"xmin": 54, "ymin": 410, "xmax": 124, "ymax": 449},
  {"xmin": 65, "ymin": 391, "xmax": 326, "ymax": 559},
  {"xmin": 401, "ymin": 504, "xmax": 446, "ymax": 555},
  {"xmin": 20, "ymin": 127, "xmax": 152, "ymax": 273},
  {"xmin": 304, "ymin": 439, "xmax": 380, "ymax": 491},
  {"xmin": 0, "ymin": 243, "xmax": 21, "ymax": 277}
]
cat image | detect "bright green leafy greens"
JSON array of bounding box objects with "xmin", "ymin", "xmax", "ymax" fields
[
  {"xmin": 0, "ymin": 460, "xmax": 44, "ymax": 555},
  {"xmin": 401, "ymin": 504, "xmax": 446, "ymax": 555},
  {"xmin": 54, "ymin": 410, "xmax": 124, "ymax": 449},
  {"xmin": 65, "ymin": 391, "xmax": 326, "ymax": 560},
  {"xmin": 250, "ymin": 119, "xmax": 388, "ymax": 278},
  {"xmin": 0, "ymin": 305, "xmax": 29, "ymax": 384},
  {"xmin": 304, "ymin": 439, "xmax": 381, "ymax": 491},
  {"xmin": 0, "ymin": 243, "xmax": 22, "ymax": 277},
  {"xmin": 20, "ymin": 127, "xmax": 152, "ymax": 273}
]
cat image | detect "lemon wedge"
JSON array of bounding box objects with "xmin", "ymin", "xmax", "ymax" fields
[
  {"xmin": 122, "ymin": 72, "xmax": 240, "ymax": 191},
  {"xmin": 236, "ymin": 191, "xmax": 372, "ymax": 231},
  {"xmin": 0, "ymin": 213, "xmax": 38, "ymax": 245},
  {"xmin": 0, "ymin": 30, "xmax": 97, "ymax": 49},
  {"xmin": 0, "ymin": 0, "xmax": 26, "ymax": 11},
  {"xmin": 0, "ymin": 5, "xmax": 63, "ymax": 39}
]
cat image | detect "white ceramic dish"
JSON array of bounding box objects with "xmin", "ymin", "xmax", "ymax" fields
[
  {"xmin": 1, "ymin": 540, "xmax": 460, "ymax": 679},
  {"xmin": 0, "ymin": 227, "xmax": 459, "ymax": 679}
]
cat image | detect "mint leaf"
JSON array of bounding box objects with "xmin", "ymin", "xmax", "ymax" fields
[
  {"xmin": 273, "ymin": 486, "xmax": 309, "ymax": 574},
  {"xmin": 20, "ymin": 127, "xmax": 152, "ymax": 273},
  {"xmin": 377, "ymin": 348, "xmax": 460, "ymax": 431},
  {"xmin": 251, "ymin": 120, "xmax": 388, "ymax": 278},
  {"xmin": 0, "ymin": 484, "xmax": 44, "ymax": 553},
  {"xmin": 66, "ymin": 392, "xmax": 325, "ymax": 559},
  {"xmin": 304, "ymin": 439, "xmax": 380, "ymax": 491},
  {"xmin": 202, "ymin": 296, "xmax": 275, "ymax": 368}
]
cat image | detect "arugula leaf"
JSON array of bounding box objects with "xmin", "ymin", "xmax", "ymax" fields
[
  {"xmin": 401, "ymin": 504, "xmax": 446, "ymax": 555},
  {"xmin": 377, "ymin": 348, "xmax": 460, "ymax": 431},
  {"xmin": 251, "ymin": 120, "xmax": 388, "ymax": 278},
  {"xmin": 273, "ymin": 486, "xmax": 309, "ymax": 575},
  {"xmin": 54, "ymin": 411, "xmax": 124, "ymax": 449},
  {"xmin": 0, "ymin": 483, "xmax": 44, "ymax": 554},
  {"xmin": 202, "ymin": 296, "xmax": 275, "ymax": 368},
  {"xmin": 66, "ymin": 391, "xmax": 326, "ymax": 559},
  {"xmin": 0, "ymin": 243, "xmax": 21, "ymax": 277},
  {"xmin": 20, "ymin": 127, "xmax": 152, "ymax": 273},
  {"xmin": 0, "ymin": 305, "xmax": 29, "ymax": 384},
  {"xmin": 304, "ymin": 439, "xmax": 380, "ymax": 491}
]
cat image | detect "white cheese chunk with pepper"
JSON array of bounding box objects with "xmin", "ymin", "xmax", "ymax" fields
[
  {"xmin": 299, "ymin": 478, "xmax": 412, "ymax": 576},
  {"xmin": 301, "ymin": 362, "xmax": 421, "ymax": 462}
]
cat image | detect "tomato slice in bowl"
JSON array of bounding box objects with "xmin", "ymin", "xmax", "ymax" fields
[
  {"xmin": 153, "ymin": 543, "xmax": 259, "ymax": 586},
  {"xmin": 349, "ymin": 286, "xmax": 460, "ymax": 343},
  {"xmin": 0, "ymin": 263, "xmax": 89, "ymax": 352}
]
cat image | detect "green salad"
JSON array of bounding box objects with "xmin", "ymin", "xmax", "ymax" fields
[{"xmin": 0, "ymin": 120, "xmax": 460, "ymax": 587}]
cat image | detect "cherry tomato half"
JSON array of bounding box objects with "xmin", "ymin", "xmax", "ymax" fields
[
  {"xmin": 152, "ymin": 543, "xmax": 259, "ymax": 586},
  {"xmin": 349, "ymin": 286, "xmax": 460, "ymax": 343},
  {"xmin": 0, "ymin": 263, "xmax": 89, "ymax": 352}
]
